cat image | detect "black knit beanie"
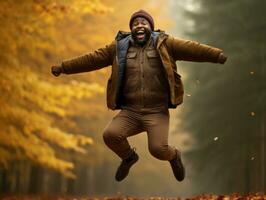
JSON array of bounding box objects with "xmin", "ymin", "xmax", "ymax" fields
[{"xmin": 129, "ymin": 10, "xmax": 154, "ymax": 31}]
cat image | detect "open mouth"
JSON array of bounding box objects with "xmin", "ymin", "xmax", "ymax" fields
[{"xmin": 136, "ymin": 29, "xmax": 146, "ymax": 40}]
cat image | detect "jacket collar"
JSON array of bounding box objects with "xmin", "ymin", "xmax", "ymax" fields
[
  {"xmin": 155, "ymin": 30, "xmax": 168, "ymax": 49},
  {"xmin": 115, "ymin": 31, "xmax": 131, "ymax": 41}
]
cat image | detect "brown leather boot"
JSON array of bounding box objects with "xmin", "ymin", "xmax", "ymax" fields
[
  {"xmin": 169, "ymin": 149, "xmax": 185, "ymax": 181},
  {"xmin": 115, "ymin": 149, "xmax": 139, "ymax": 182}
]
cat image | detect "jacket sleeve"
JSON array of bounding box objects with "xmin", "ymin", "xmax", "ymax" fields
[
  {"xmin": 166, "ymin": 36, "xmax": 223, "ymax": 63},
  {"xmin": 61, "ymin": 41, "xmax": 116, "ymax": 74}
]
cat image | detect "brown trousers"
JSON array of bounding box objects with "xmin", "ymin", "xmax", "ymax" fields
[{"xmin": 103, "ymin": 108, "xmax": 177, "ymax": 161}]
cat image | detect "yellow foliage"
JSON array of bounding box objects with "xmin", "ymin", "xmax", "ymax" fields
[
  {"xmin": 0, "ymin": 0, "xmax": 110, "ymax": 178},
  {"xmin": 71, "ymin": 0, "xmax": 113, "ymax": 14},
  {"xmin": 0, "ymin": 125, "xmax": 76, "ymax": 178},
  {"xmin": 0, "ymin": 0, "xmax": 171, "ymax": 177},
  {"xmin": 0, "ymin": 65, "xmax": 99, "ymax": 177}
]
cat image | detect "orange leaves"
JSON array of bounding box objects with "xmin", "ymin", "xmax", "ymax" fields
[
  {"xmin": 188, "ymin": 193, "xmax": 266, "ymax": 200},
  {"xmin": 1, "ymin": 194, "xmax": 266, "ymax": 200}
]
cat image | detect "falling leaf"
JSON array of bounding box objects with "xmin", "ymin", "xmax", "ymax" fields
[
  {"xmin": 186, "ymin": 93, "xmax": 192, "ymax": 97},
  {"xmin": 214, "ymin": 137, "xmax": 219, "ymax": 141}
]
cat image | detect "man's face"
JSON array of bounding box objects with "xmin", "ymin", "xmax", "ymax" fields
[{"xmin": 131, "ymin": 17, "xmax": 152, "ymax": 45}]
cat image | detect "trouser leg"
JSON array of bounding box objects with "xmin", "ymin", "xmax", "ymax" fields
[
  {"xmin": 143, "ymin": 110, "xmax": 177, "ymax": 161},
  {"xmin": 102, "ymin": 109, "xmax": 143, "ymax": 159}
]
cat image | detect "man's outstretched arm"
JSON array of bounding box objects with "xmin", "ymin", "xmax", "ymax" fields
[
  {"xmin": 166, "ymin": 36, "xmax": 227, "ymax": 64},
  {"xmin": 51, "ymin": 41, "xmax": 116, "ymax": 76}
]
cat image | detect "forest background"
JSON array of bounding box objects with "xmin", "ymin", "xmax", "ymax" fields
[{"xmin": 0, "ymin": 0, "xmax": 265, "ymax": 197}]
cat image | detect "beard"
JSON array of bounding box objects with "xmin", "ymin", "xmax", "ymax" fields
[{"xmin": 132, "ymin": 27, "xmax": 152, "ymax": 46}]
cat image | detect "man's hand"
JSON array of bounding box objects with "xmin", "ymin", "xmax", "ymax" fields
[
  {"xmin": 218, "ymin": 53, "xmax": 227, "ymax": 64},
  {"xmin": 51, "ymin": 65, "xmax": 63, "ymax": 77}
]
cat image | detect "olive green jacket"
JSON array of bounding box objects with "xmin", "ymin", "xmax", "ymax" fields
[{"xmin": 61, "ymin": 31, "xmax": 223, "ymax": 110}]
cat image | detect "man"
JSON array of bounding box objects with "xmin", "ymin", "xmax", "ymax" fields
[{"xmin": 51, "ymin": 10, "xmax": 227, "ymax": 182}]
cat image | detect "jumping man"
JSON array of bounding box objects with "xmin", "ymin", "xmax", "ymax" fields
[{"xmin": 51, "ymin": 10, "xmax": 227, "ymax": 182}]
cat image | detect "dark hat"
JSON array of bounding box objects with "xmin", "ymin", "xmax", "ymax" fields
[{"xmin": 129, "ymin": 10, "xmax": 154, "ymax": 31}]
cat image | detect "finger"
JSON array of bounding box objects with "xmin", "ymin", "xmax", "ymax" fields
[
  {"xmin": 52, "ymin": 71, "xmax": 59, "ymax": 76},
  {"xmin": 51, "ymin": 67, "xmax": 57, "ymax": 74}
]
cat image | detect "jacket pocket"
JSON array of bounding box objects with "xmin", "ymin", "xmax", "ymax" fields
[
  {"xmin": 146, "ymin": 50, "xmax": 159, "ymax": 58},
  {"xmin": 127, "ymin": 51, "xmax": 137, "ymax": 59}
]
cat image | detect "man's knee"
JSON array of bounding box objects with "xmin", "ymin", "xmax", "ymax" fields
[
  {"xmin": 148, "ymin": 145, "xmax": 170, "ymax": 160},
  {"xmin": 103, "ymin": 128, "xmax": 123, "ymax": 145}
]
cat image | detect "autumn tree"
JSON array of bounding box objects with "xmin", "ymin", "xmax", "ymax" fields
[{"xmin": 0, "ymin": 0, "xmax": 113, "ymax": 186}]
